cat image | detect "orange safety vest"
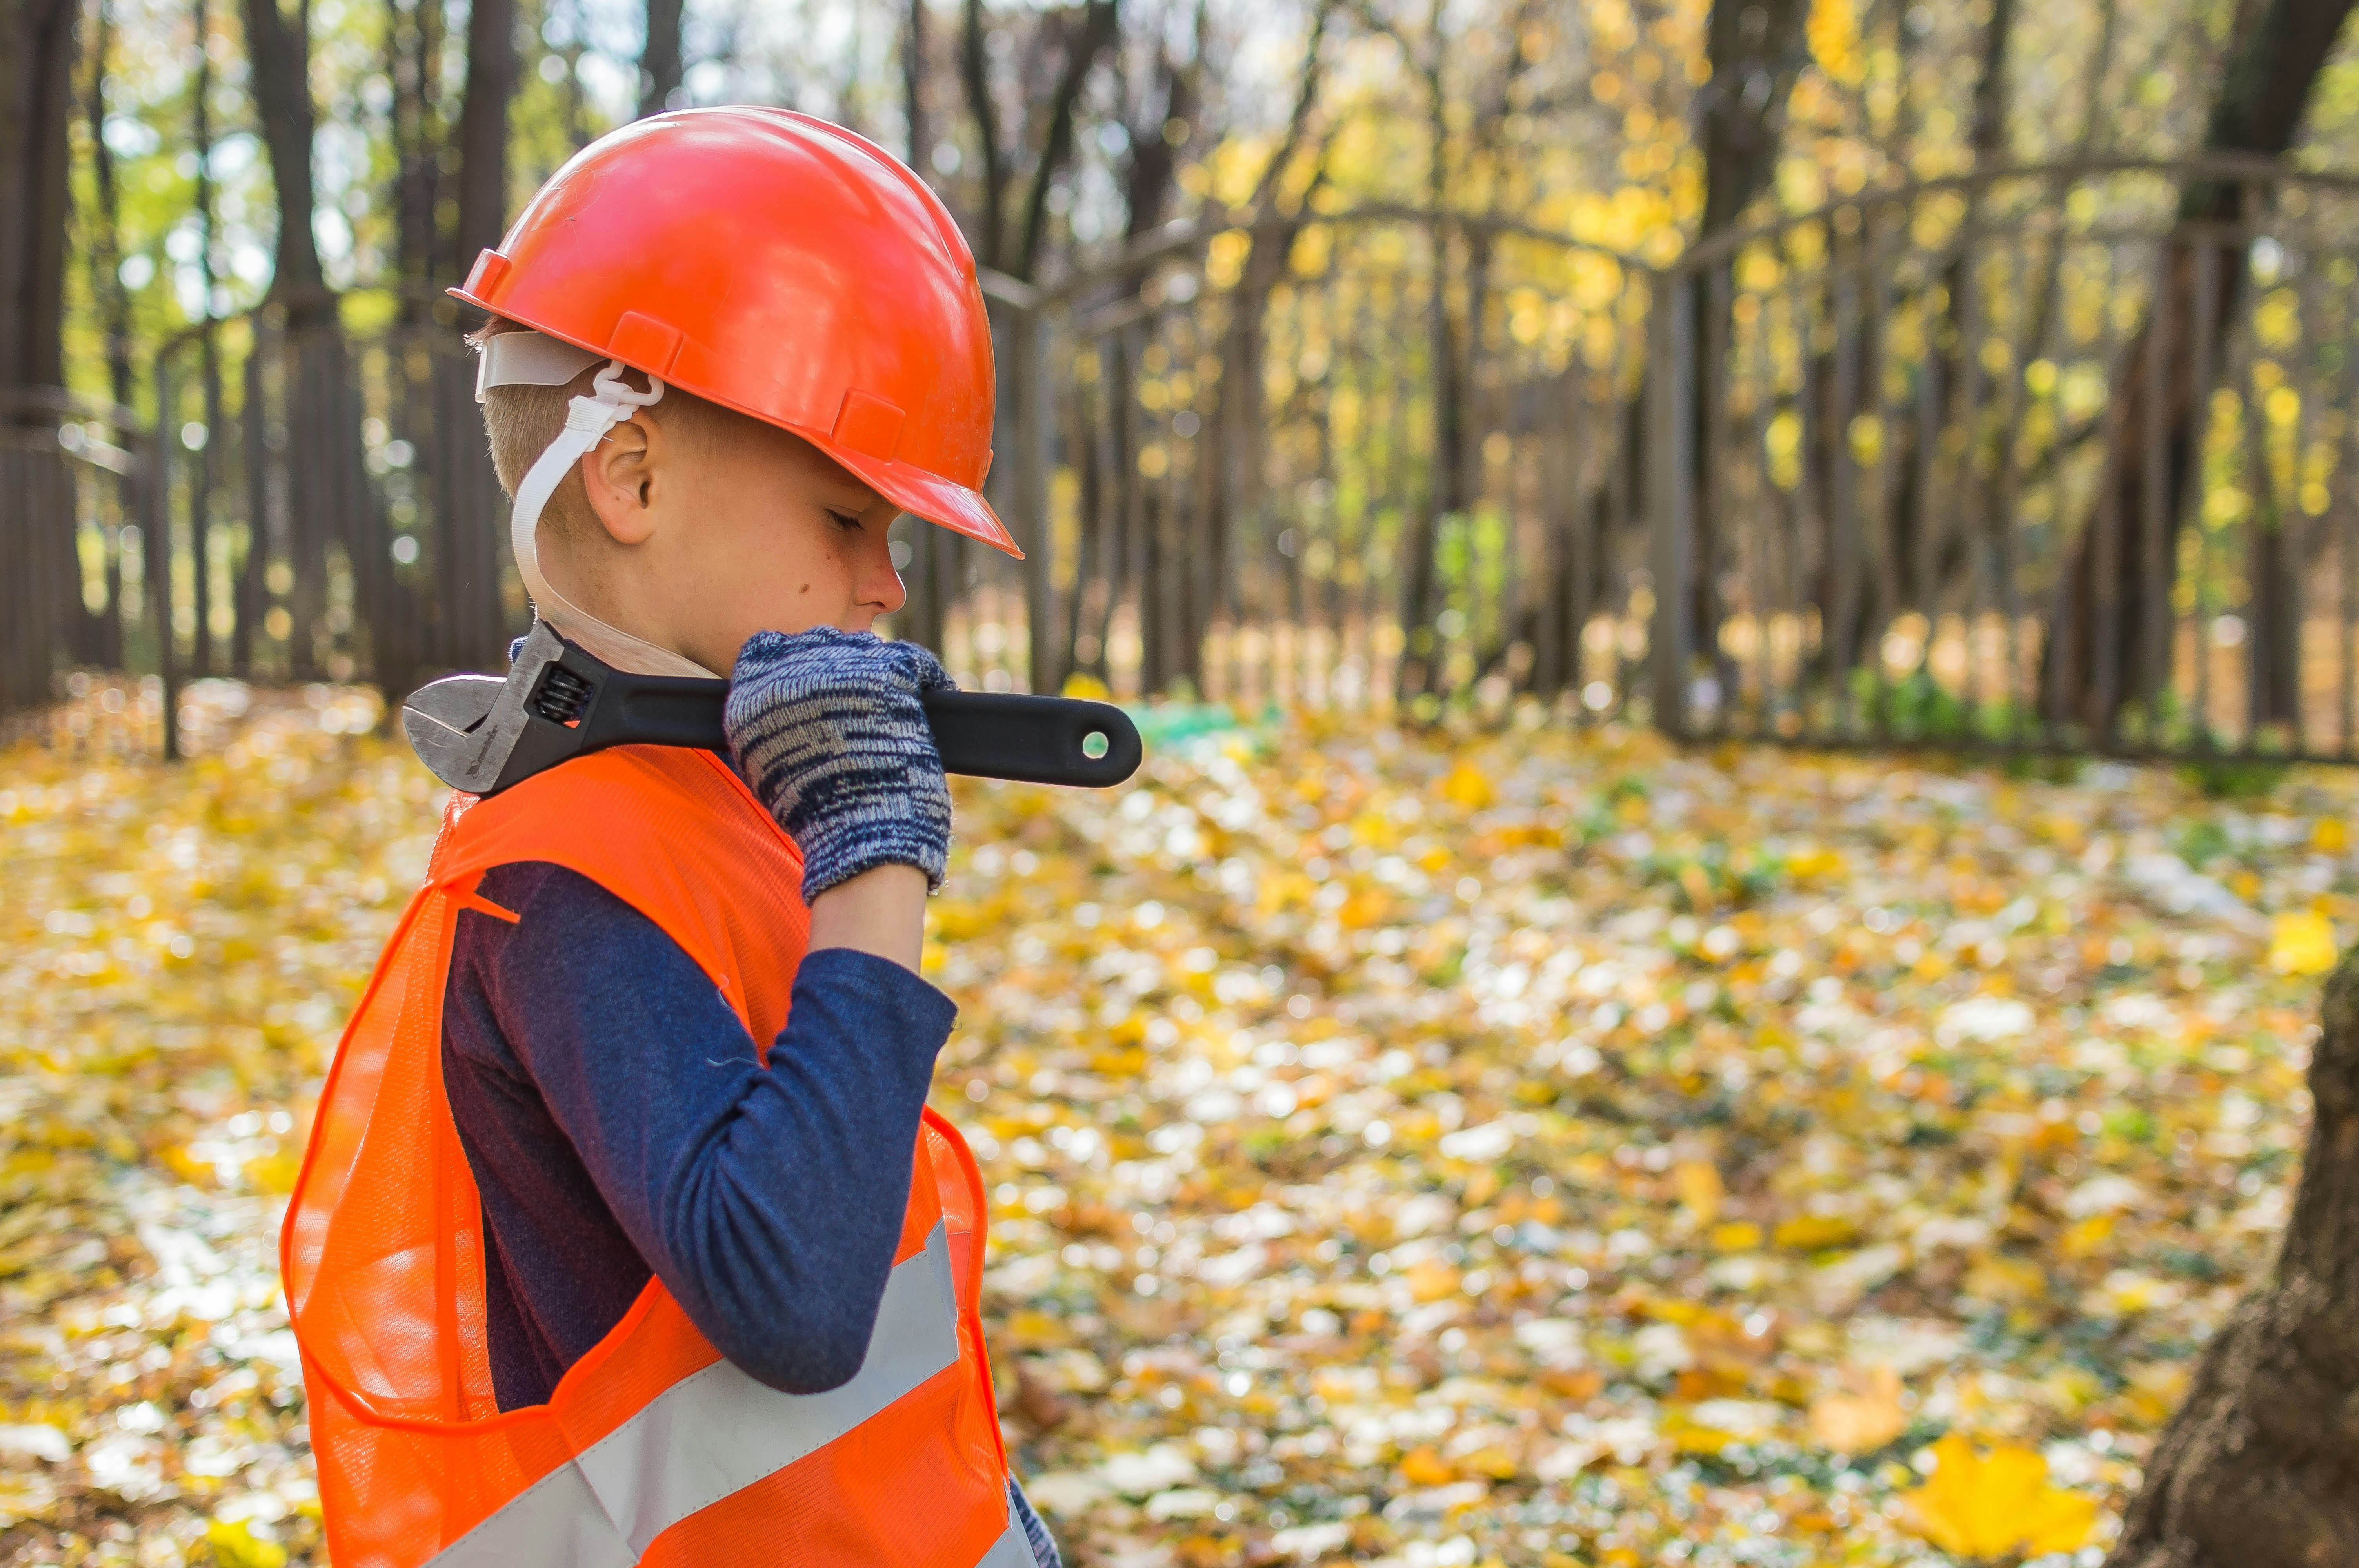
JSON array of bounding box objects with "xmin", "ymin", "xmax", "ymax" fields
[{"xmin": 281, "ymin": 746, "xmax": 1020, "ymax": 1568}]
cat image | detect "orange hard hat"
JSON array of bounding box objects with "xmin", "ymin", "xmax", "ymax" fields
[{"xmin": 451, "ymin": 107, "xmax": 1018, "ymax": 557}]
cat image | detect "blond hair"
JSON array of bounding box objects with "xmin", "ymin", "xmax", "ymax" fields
[{"xmin": 466, "ymin": 316, "xmax": 761, "ymax": 544}]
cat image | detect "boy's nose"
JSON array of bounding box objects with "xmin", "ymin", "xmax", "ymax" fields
[{"xmin": 865, "ymin": 534, "xmax": 909, "ymax": 618}]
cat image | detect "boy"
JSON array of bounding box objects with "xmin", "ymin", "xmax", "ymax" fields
[{"xmin": 281, "ymin": 109, "xmax": 1057, "ymax": 1567}]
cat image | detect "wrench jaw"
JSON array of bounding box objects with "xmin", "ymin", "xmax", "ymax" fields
[
  {"xmin": 400, "ymin": 622, "xmax": 569, "ymax": 794},
  {"xmin": 400, "ymin": 675, "xmax": 503, "ymax": 789}
]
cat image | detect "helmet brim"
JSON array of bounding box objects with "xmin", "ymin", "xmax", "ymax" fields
[{"xmin": 816, "ymin": 441, "xmax": 1023, "ymax": 560}]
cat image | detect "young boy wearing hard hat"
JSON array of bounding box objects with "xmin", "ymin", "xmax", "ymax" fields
[{"xmin": 280, "ymin": 110, "xmax": 1057, "ymax": 1567}]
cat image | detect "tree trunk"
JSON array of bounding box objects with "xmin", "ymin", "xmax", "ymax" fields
[
  {"xmin": 1694, "ymin": 0, "xmax": 1808, "ymax": 241},
  {"xmin": 2045, "ymin": 0, "xmax": 2357, "ymax": 738},
  {"xmin": 1394, "ymin": 2, "xmax": 1457, "ymax": 706},
  {"xmin": 1884, "ymin": 0, "xmax": 2016, "ymax": 618},
  {"xmin": 84, "ymin": 0, "xmax": 130, "ymax": 666},
  {"xmin": 638, "ymin": 0, "xmax": 684, "ymax": 118},
  {"xmin": 1120, "ymin": 18, "xmax": 1198, "ymax": 242},
  {"xmin": 455, "ymin": 0, "xmax": 520, "ymax": 274},
  {"xmin": 1675, "ymin": 0, "xmax": 1809, "ymax": 715},
  {"xmin": 243, "ymin": 0, "xmax": 331, "ymax": 325},
  {"xmin": 905, "ymin": 0, "xmax": 929, "ymax": 169},
  {"xmin": 1013, "ymin": 0, "xmax": 1116, "ymax": 279},
  {"xmin": 193, "ymin": 0, "xmax": 223, "ymax": 675},
  {"xmin": 84, "ymin": 0, "xmax": 133, "ymax": 415},
  {"xmin": 388, "ymin": 0, "xmax": 444, "ymax": 310},
  {"xmin": 0, "ymin": 0, "xmax": 75, "ymax": 403},
  {"xmin": 2107, "ymin": 949, "xmax": 2359, "ymax": 1565},
  {"xmin": 0, "ymin": 0, "xmax": 75, "ymax": 719},
  {"xmin": 958, "ymin": 0, "xmax": 1006, "ymax": 270}
]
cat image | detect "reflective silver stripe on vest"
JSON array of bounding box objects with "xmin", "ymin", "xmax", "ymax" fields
[{"xmin": 428, "ymin": 1224, "xmax": 1011, "ymax": 1565}]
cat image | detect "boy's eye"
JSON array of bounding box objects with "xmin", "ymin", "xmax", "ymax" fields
[{"xmin": 826, "ymin": 509, "xmax": 863, "ymax": 532}]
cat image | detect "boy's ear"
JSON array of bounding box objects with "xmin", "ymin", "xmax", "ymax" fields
[{"xmin": 580, "ymin": 413, "xmax": 664, "ymax": 545}]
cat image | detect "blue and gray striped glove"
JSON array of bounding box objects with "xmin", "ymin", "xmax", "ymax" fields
[{"xmin": 723, "ymin": 628, "xmax": 954, "ymax": 902}]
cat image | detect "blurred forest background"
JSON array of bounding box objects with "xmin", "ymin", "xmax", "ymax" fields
[
  {"xmin": 15, "ymin": 2, "xmax": 2359, "ymax": 1566},
  {"xmin": 12, "ymin": 0, "xmax": 2359, "ymax": 755}
]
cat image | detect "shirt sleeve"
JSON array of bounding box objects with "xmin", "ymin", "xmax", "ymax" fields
[{"xmin": 472, "ymin": 860, "xmax": 958, "ymax": 1394}]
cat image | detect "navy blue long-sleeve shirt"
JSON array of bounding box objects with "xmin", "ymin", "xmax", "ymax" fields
[{"xmin": 440, "ymin": 859, "xmax": 958, "ymax": 1405}]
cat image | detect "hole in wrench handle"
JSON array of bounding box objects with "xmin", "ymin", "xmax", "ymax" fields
[{"xmin": 920, "ymin": 691, "xmax": 1142, "ymax": 787}]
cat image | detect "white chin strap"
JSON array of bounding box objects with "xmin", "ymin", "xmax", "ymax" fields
[{"xmin": 478, "ymin": 331, "xmax": 719, "ymax": 679}]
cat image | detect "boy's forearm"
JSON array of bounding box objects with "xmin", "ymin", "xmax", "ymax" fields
[{"xmin": 807, "ymin": 862, "xmax": 928, "ymax": 971}]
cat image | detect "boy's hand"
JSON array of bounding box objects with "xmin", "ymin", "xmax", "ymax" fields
[{"xmin": 724, "ymin": 628, "xmax": 954, "ymax": 902}]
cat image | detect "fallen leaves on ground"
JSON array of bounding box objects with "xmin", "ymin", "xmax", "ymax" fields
[
  {"xmin": 1901, "ymin": 1436, "xmax": 2099, "ymax": 1558},
  {"xmin": 5, "ymin": 681, "xmax": 2357, "ymax": 1566}
]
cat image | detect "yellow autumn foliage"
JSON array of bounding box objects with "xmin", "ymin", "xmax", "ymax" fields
[{"xmin": 1901, "ymin": 1436, "xmax": 2099, "ymax": 1558}]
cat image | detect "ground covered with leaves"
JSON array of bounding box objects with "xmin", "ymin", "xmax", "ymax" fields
[{"xmin": 3, "ymin": 685, "xmax": 2354, "ymax": 1566}]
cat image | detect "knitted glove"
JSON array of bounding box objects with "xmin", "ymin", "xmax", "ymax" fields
[{"xmin": 723, "ymin": 627, "xmax": 955, "ymax": 901}]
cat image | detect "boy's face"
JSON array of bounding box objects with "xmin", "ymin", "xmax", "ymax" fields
[{"xmin": 559, "ymin": 400, "xmax": 911, "ymax": 675}]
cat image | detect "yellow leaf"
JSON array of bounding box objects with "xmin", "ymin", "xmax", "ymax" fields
[
  {"xmin": 206, "ymin": 1519, "xmax": 289, "ymax": 1568},
  {"xmin": 1808, "ymin": 1365, "xmax": 1906, "ymax": 1455},
  {"xmin": 161, "ymin": 1143, "xmax": 216, "ymax": 1188},
  {"xmin": 2270, "ymin": 910, "xmax": 2339, "ymax": 976},
  {"xmin": 1405, "ymin": 1259, "xmax": 1461, "ymax": 1303},
  {"xmin": 1671, "ymin": 1425, "xmax": 1730, "ymax": 1455},
  {"xmin": 2316, "ymin": 817, "xmax": 2349, "ymax": 853},
  {"xmin": 1962, "ymin": 1254, "xmax": 2046, "ymax": 1304},
  {"xmin": 1901, "ymin": 1435, "xmax": 2096, "ymax": 1559},
  {"xmin": 1004, "ymin": 1310, "xmax": 1068, "ymax": 1350},
  {"xmin": 1460, "ymin": 1443, "xmax": 1521, "ymax": 1479},
  {"xmin": 2059, "ymin": 1213, "xmax": 2114, "ymax": 1258},
  {"xmin": 1772, "ymin": 1214, "xmax": 1858, "ymax": 1251},
  {"xmin": 1060, "ymin": 672, "xmax": 1112, "ymax": 700},
  {"xmin": 1785, "ymin": 845, "xmax": 1845, "ymax": 880},
  {"xmin": 1441, "ymin": 760, "xmax": 1493, "ymax": 810},
  {"xmin": 1399, "ymin": 1445, "xmax": 1456, "ymax": 1486},
  {"xmin": 1672, "ymin": 1160, "xmax": 1724, "ymax": 1225},
  {"xmin": 1709, "ymin": 1221, "xmax": 1763, "ymax": 1253},
  {"xmin": 245, "ymin": 1148, "xmax": 302, "ymax": 1195}
]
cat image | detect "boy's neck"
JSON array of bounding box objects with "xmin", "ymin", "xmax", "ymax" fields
[{"xmin": 540, "ymin": 610, "xmax": 718, "ymax": 679}]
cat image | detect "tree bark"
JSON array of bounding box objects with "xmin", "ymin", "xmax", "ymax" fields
[
  {"xmin": 1601, "ymin": 0, "xmax": 1805, "ymax": 723},
  {"xmin": 0, "ymin": 0, "xmax": 75, "ymax": 718},
  {"xmin": 1693, "ymin": 0, "xmax": 1809, "ymax": 243},
  {"xmin": 242, "ymin": 0, "xmax": 331, "ymax": 324},
  {"xmin": 637, "ymin": 0, "xmax": 684, "ymax": 117},
  {"xmin": 1119, "ymin": 7, "xmax": 1200, "ymax": 243},
  {"xmin": 906, "ymin": 0, "xmax": 929, "ymax": 169},
  {"xmin": 2106, "ymin": 949, "xmax": 2359, "ymax": 1566},
  {"xmin": 455, "ymin": 0, "xmax": 520, "ymax": 274},
  {"xmin": 84, "ymin": 0, "xmax": 129, "ymax": 666},
  {"xmin": 1679, "ymin": 0, "xmax": 1809, "ymax": 712},
  {"xmin": 0, "ymin": 0, "xmax": 75, "ymax": 404},
  {"xmin": 388, "ymin": 0, "xmax": 443, "ymax": 308},
  {"xmin": 958, "ymin": 0, "xmax": 1006, "ymax": 269},
  {"xmin": 2045, "ymin": 0, "xmax": 2357, "ymax": 738},
  {"xmin": 194, "ymin": 0, "xmax": 223, "ymax": 675},
  {"xmin": 959, "ymin": 0, "xmax": 1115, "ymax": 279},
  {"xmin": 1393, "ymin": 15, "xmax": 1454, "ymax": 705},
  {"xmin": 84, "ymin": 0, "xmax": 133, "ymax": 415},
  {"xmin": 1013, "ymin": 0, "xmax": 1116, "ymax": 279}
]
